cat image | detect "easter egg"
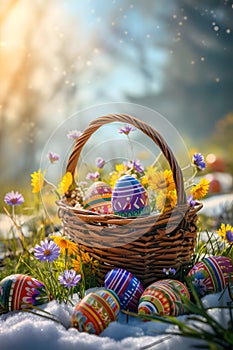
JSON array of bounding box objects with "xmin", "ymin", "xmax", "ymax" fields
[
  {"xmin": 104, "ymin": 268, "xmax": 144, "ymax": 310},
  {"xmin": 138, "ymin": 279, "xmax": 190, "ymax": 317},
  {"xmin": 83, "ymin": 181, "xmax": 112, "ymax": 214},
  {"xmin": 187, "ymin": 256, "xmax": 233, "ymax": 296},
  {"xmin": 71, "ymin": 289, "xmax": 120, "ymax": 335},
  {"xmin": 112, "ymin": 175, "xmax": 150, "ymax": 217},
  {"xmin": 0, "ymin": 274, "xmax": 49, "ymax": 312}
]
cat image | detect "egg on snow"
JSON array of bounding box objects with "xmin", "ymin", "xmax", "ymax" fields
[
  {"xmin": 83, "ymin": 181, "xmax": 112, "ymax": 214},
  {"xmin": 104, "ymin": 268, "xmax": 144, "ymax": 310},
  {"xmin": 71, "ymin": 288, "xmax": 120, "ymax": 335},
  {"xmin": 112, "ymin": 175, "xmax": 150, "ymax": 217},
  {"xmin": 187, "ymin": 255, "xmax": 233, "ymax": 296},
  {"xmin": 138, "ymin": 279, "xmax": 190, "ymax": 317},
  {"xmin": 0, "ymin": 274, "xmax": 49, "ymax": 312}
]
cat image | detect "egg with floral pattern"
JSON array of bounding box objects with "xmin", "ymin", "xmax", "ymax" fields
[
  {"xmin": 138, "ymin": 279, "xmax": 190, "ymax": 317},
  {"xmin": 71, "ymin": 288, "xmax": 120, "ymax": 335},
  {"xmin": 83, "ymin": 181, "xmax": 113, "ymax": 214},
  {"xmin": 112, "ymin": 175, "xmax": 150, "ymax": 217},
  {"xmin": 187, "ymin": 256, "xmax": 233, "ymax": 297},
  {"xmin": 0, "ymin": 274, "xmax": 49, "ymax": 312},
  {"xmin": 104, "ymin": 268, "xmax": 144, "ymax": 310}
]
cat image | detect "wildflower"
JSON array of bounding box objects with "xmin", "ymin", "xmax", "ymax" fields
[
  {"xmin": 50, "ymin": 235, "xmax": 78, "ymax": 255},
  {"xmin": 58, "ymin": 172, "xmax": 73, "ymax": 194},
  {"xmin": 96, "ymin": 157, "xmax": 106, "ymax": 169},
  {"xmin": 163, "ymin": 267, "xmax": 176, "ymax": 275},
  {"xmin": 192, "ymin": 153, "xmax": 206, "ymax": 171},
  {"xmin": 217, "ymin": 223, "xmax": 233, "ymax": 244},
  {"xmin": 31, "ymin": 169, "xmax": 45, "ymax": 193},
  {"xmin": 67, "ymin": 130, "xmax": 82, "ymax": 140},
  {"xmin": 58, "ymin": 270, "xmax": 81, "ymax": 288},
  {"xmin": 127, "ymin": 160, "xmax": 144, "ymax": 173},
  {"xmin": 72, "ymin": 252, "xmax": 98, "ymax": 273},
  {"xmin": 149, "ymin": 169, "xmax": 175, "ymax": 192},
  {"xmin": 86, "ymin": 171, "xmax": 100, "ymax": 181},
  {"xmin": 48, "ymin": 151, "xmax": 60, "ymax": 163},
  {"xmin": 156, "ymin": 190, "xmax": 177, "ymax": 213},
  {"xmin": 118, "ymin": 125, "xmax": 136, "ymax": 135},
  {"xmin": 34, "ymin": 239, "xmax": 60, "ymax": 262},
  {"xmin": 4, "ymin": 191, "xmax": 24, "ymax": 206},
  {"xmin": 187, "ymin": 195, "xmax": 198, "ymax": 207},
  {"xmin": 191, "ymin": 178, "xmax": 209, "ymax": 200}
]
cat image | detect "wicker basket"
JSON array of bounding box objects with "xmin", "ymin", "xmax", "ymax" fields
[{"xmin": 58, "ymin": 114, "xmax": 202, "ymax": 286}]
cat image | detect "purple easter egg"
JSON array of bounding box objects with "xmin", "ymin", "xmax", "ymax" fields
[
  {"xmin": 112, "ymin": 175, "xmax": 150, "ymax": 217},
  {"xmin": 104, "ymin": 268, "xmax": 144, "ymax": 310}
]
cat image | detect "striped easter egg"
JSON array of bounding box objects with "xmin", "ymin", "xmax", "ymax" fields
[
  {"xmin": 138, "ymin": 279, "xmax": 190, "ymax": 317},
  {"xmin": 83, "ymin": 181, "xmax": 112, "ymax": 214},
  {"xmin": 71, "ymin": 289, "xmax": 120, "ymax": 335},
  {"xmin": 104, "ymin": 268, "xmax": 144, "ymax": 310},
  {"xmin": 0, "ymin": 274, "xmax": 49, "ymax": 312},
  {"xmin": 112, "ymin": 175, "xmax": 150, "ymax": 217},
  {"xmin": 187, "ymin": 256, "xmax": 233, "ymax": 296}
]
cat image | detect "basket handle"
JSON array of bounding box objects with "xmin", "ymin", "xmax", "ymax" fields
[{"xmin": 66, "ymin": 114, "xmax": 187, "ymax": 205}]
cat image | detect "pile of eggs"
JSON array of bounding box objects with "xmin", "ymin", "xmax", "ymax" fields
[
  {"xmin": 1, "ymin": 255, "xmax": 232, "ymax": 336},
  {"xmin": 83, "ymin": 175, "xmax": 150, "ymax": 217}
]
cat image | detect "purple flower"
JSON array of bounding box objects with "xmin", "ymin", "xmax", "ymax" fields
[
  {"xmin": 192, "ymin": 153, "xmax": 206, "ymax": 171},
  {"xmin": 162, "ymin": 267, "xmax": 176, "ymax": 275},
  {"xmin": 118, "ymin": 125, "xmax": 136, "ymax": 135},
  {"xmin": 226, "ymin": 230, "xmax": 233, "ymax": 243},
  {"xmin": 67, "ymin": 130, "xmax": 82, "ymax": 140},
  {"xmin": 34, "ymin": 239, "xmax": 60, "ymax": 262},
  {"xmin": 58, "ymin": 270, "xmax": 81, "ymax": 288},
  {"xmin": 132, "ymin": 160, "xmax": 144, "ymax": 173},
  {"xmin": 96, "ymin": 157, "xmax": 106, "ymax": 169},
  {"xmin": 86, "ymin": 171, "xmax": 100, "ymax": 181},
  {"xmin": 187, "ymin": 195, "xmax": 198, "ymax": 207},
  {"xmin": 4, "ymin": 191, "xmax": 24, "ymax": 206},
  {"xmin": 48, "ymin": 151, "xmax": 60, "ymax": 163}
]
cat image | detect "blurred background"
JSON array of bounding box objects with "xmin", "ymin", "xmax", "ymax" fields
[{"xmin": 0, "ymin": 0, "xmax": 233, "ymax": 195}]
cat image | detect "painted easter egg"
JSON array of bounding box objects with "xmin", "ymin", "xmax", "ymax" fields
[
  {"xmin": 71, "ymin": 288, "xmax": 120, "ymax": 335},
  {"xmin": 0, "ymin": 274, "xmax": 49, "ymax": 312},
  {"xmin": 138, "ymin": 279, "xmax": 190, "ymax": 317},
  {"xmin": 83, "ymin": 181, "xmax": 112, "ymax": 214},
  {"xmin": 187, "ymin": 256, "xmax": 233, "ymax": 297},
  {"xmin": 104, "ymin": 268, "xmax": 144, "ymax": 310},
  {"xmin": 112, "ymin": 175, "xmax": 150, "ymax": 217}
]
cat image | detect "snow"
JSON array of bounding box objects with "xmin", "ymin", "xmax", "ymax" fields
[{"xmin": 0, "ymin": 288, "xmax": 231, "ymax": 350}]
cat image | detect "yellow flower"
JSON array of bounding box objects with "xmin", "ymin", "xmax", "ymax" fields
[
  {"xmin": 156, "ymin": 190, "xmax": 177, "ymax": 213},
  {"xmin": 72, "ymin": 252, "xmax": 98, "ymax": 273},
  {"xmin": 191, "ymin": 178, "xmax": 209, "ymax": 200},
  {"xmin": 50, "ymin": 235, "xmax": 78, "ymax": 256},
  {"xmin": 31, "ymin": 169, "xmax": 45, "ymax": 193},
  {"xmin": 109, "ymin": 163, "xmax": 128, "ymax": 188},
  {"xmin": 58, "ymin": 172, "xmax": 73, "ymax": 194},
  {"xmin": 148, "ymin": 169, "xmax": 175, "ymax": 192},
  {"xmin": 217, "ymin": 223, "xmax": 233, "ymax": 243}
]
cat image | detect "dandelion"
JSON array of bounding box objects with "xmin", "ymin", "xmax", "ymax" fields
[
  {"xmin": 191, "ymin": 178, "xmax": 209, "ymax": 200},
  {"xmin": 67, "ymin": 130, "xmax": 82, "ymax": 140},
  {"xmin": 192, "ymin": 153, "xmax": 206, "ymax": 171},
  {"xmin": 31, "ymin": 169, "xmax": 45, "ymax": 193},
  {"xmin": 72, "ymin": 252, "xmax": 98, "ymax": 273},
  {"xmin": 4, "ymin": 191, "xmax": 24, "ymax": 206},
  {"xmin": 118, "ymin": 125, "xmax": 136, "ymax": 135},
  {"xmin": 58, "ymin": 172, "xmax": 73, "ymax": 194},
  {"xmin": 34, "ymin": 239, "xmax": 60, "ymax": 262},
  {"xmin": 156, "ymin": 190, "xmax": 177, "ymax": 213},
  {"xmin": 50, "ymin": 235, "xmax": 78, "ymax": 256},
  {"xmin": 86, "ymin": 171, "xmax": 100, "ymax": 181},
  {"xmin": 109, "ymin": 163, "xmax": 129, "ymax": 187},
  {"xmin": 48, "ymin": 151, "xmax": 60, "ymax": 164},
  {"xmin": 58, "ymin": 270, "xmax": 81, "ymax": 288},
  {"xmin": 217, "ymin": 223, "xmax": 233, "ymax": 244},
  {"xmin": 96, "ymin": 157, "xmax": 106, "ymax": 169}
]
